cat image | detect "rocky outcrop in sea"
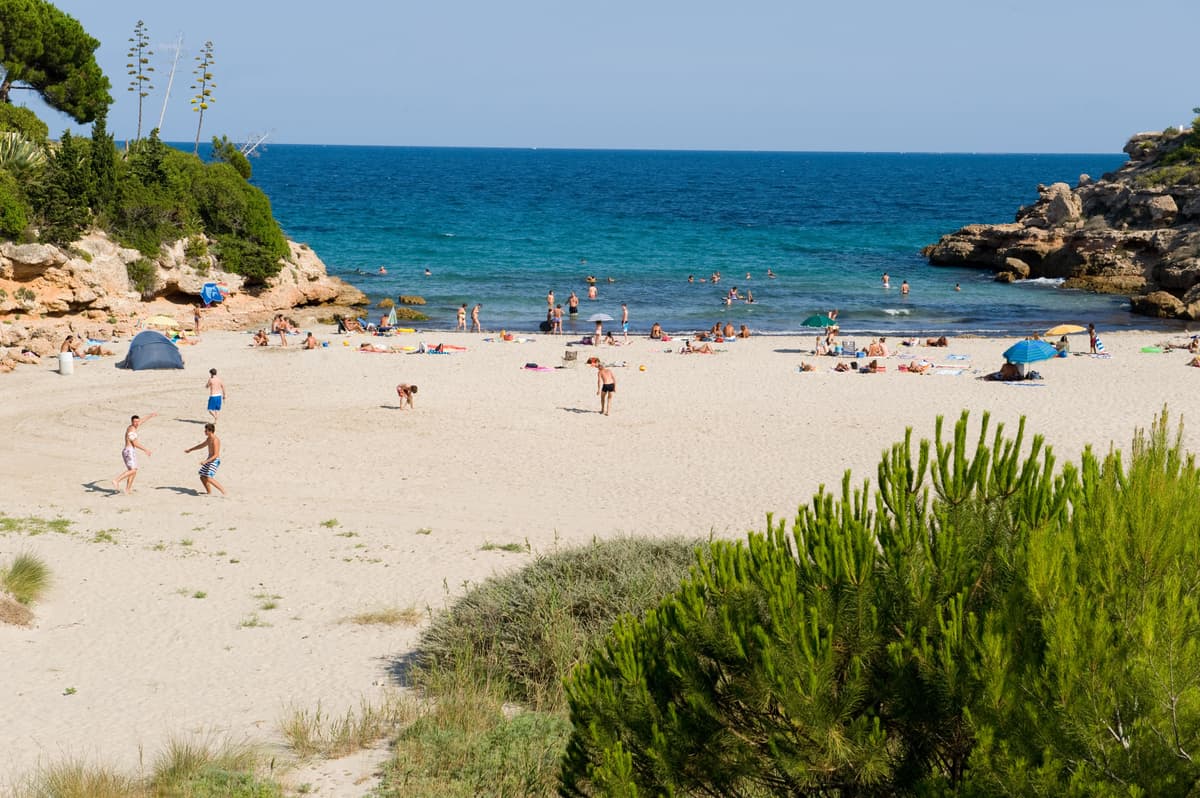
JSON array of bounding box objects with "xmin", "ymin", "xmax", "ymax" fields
[{"xmin": 923, "ymin": 127, "xmax": 1200, "ymax": 320}]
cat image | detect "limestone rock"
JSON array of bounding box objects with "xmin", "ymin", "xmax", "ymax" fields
[{"xmin": 1130, "ymin": 290, "xmax": 1185, "ymax": 317}]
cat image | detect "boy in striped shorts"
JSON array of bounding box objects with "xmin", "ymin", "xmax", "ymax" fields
[{"xmin": 185, "ymin": 423, "xmax": 227, "ymax": 496}]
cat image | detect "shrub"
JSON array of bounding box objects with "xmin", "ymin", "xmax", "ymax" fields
[
  {"xmin": 416, "ymin": 536, "xmax": 705, "ymax": 710},
  {"xmin": 191, "ymin": 162, "xmax": 288, "ymax": 283},
  {"xmin": 184, "ymin": 235, "xmax": 209, "ymax": 259},
  {"xmin": 0, "ymin": 104, "xmax": 49, "ymax": 143},
  {"xmin": 30, "ymin": 131, "xmax": 92, "ymax": 244},
  {"xmin": 126, "ymin": 258, "xmax": 157, "ymax": 297},
  {"xmin": 2, "ymin": 552, "xmax": 50, "ymax": 605},
  {"xmin": 151, "ymin": 737, "xmax": 279, "ymax": 797},
  {"xmin": 0, "ymin": 168, "xmax": 30, "ymax": 240},
  {"xmin": 561, "ymin": 409, "xmax": 1200, "ymax": 797}
]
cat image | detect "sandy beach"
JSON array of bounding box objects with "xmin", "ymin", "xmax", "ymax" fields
[{"xmin": 2, "ymin": 323, "xmax": 1198, "ymax": 792}]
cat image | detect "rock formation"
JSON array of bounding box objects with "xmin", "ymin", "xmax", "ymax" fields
[
  {"xmin": 0, "ymin": 231, "xmax": 366, "ymax": 370},
  {"xmin": 923, "ymin": 127, "xmax": 1200, "ymax": 320}
]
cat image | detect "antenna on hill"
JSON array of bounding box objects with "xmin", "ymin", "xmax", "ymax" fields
[{"xmin": 156, "ymin": 33, "xmax": 184, "ymax": 135}]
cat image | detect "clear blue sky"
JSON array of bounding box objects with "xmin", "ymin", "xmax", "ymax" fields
[{"xmin": 29, "ymin": 0, "xmax": 1200, "ymax": 152}]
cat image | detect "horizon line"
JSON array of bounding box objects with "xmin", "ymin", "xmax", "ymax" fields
[{"xmin": 158, "ymin": 140, "xmax": 1125, "ymax": 157}]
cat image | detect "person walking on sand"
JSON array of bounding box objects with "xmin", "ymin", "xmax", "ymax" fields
[
  {"xmin": 205, "ymin": 368, "xmax": 226, "ymax": 421},
  {"xmin": 112, "ymin": 412, "xmax": 157, "ymax": 494},
  {"xmin": 185, "ymin": 422, "xmax": 226, "ymax": 496},
  {"xmin": 471, "ymin": 303, "xmax": 482, "ymax": 332},
  {"xmin": 457, "ymin": 304, "xmax": 467, "ymax": 331},
  {"xmin": 621, "ymin": 303, "xmax": 629, "ymax": 340},
  {"xmin": 589, "ymin": 357, "xmax": 616, "ymax": 415}
]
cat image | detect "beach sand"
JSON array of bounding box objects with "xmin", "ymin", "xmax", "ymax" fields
[{"xmin": 2, "ymin": 326, "xmax": 1197, "ymax": 792}]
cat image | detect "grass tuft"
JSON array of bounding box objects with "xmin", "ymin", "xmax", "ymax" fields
[
  {"xmin": 319, "ymin": 518, "xmax": 339, "ymax": 528},
  {"xmin": 0, "ymin": 514, "xmax": 72, "ymax": 537},
  {"xmin": 2, "ymin": 552, "xmax": 50, "ymax": 605},
  {"xmin": 280, "ymin": 696, "xmax": 406, "ymax": 759},
  {"xmin": 480, "ymin": 540, "xmax": 528, "ymax": 553},
  {"xmin": 19, "ymin": 758, "xmax": 142, "ymax": 798},
  {"xmin": 346, "ymin": 606, "xmax": 423, "ymax": 626}
]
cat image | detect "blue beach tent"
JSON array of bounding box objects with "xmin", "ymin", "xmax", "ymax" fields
[
  {"xmin": 116, "ymin": 330, "xmax": 184, "ymax": 370},
  {"xmin": 200, "ymin": 282, "xmax": 225, "ymax": 305}
]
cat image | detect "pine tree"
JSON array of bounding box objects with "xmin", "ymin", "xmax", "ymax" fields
[
  {"xmin": 189, "ymin": 41, "xmax": 215, "ymax": 155},
  {"xmin": 125, "ymin": 20, "xmax": 154, "ymax": 141}
]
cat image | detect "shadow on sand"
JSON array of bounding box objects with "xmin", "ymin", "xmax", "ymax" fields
[
  {"xmin": 154, "ymin": 485, "xmax": 202, "ymax": 496},
  {"xmin": 82, "ymin": 480, "xmax": 122, "ymax": 496}
]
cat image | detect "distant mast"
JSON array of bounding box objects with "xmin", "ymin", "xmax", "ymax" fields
[{"xmin": 156, "ymin": 33, "xmax": 184, "ymax": 135}]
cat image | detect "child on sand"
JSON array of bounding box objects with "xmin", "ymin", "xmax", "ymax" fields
[{"xmin": 396, "ymin": 383, "xmax": 418, "ymax": 409}]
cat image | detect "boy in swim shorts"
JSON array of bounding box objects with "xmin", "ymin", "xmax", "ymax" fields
[
  {"xmin": 591, "ymin": 358, "xmax": 616, "ymax": 416},
  {"xmin": 185, "ymin": 423, "xmax": 227, "ymax": 496}
]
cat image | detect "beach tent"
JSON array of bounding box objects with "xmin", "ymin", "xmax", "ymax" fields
[
  {"xmin": 200, "ymin": 282, "xmax": 226, "ymax": 305},
  {"xmin": 116, "ymin": 330, "xmax": 184, "ymax": 370}
]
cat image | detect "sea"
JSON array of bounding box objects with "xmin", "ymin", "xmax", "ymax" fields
[{"xmin": 233, "ymin": 145, "xmax": 1179, "ymax": 337}]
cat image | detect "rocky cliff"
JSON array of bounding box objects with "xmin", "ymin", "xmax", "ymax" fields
[
  {"xmin": 0, "ymin": 231, "xmax": 367, "ymax": 368},
  {"xmin": 923, "ymin": 127, "xmax": 1200, "ymax": 320}
]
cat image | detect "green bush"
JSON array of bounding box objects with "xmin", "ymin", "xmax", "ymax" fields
[
  {"xmin": 184, "ymin": 235, "xmax": 209, "ymax": 258},
  {"xmin": 561, "ymin": 410, "xmax": 1200, "ymax": 797},
  {"xmin": 416, "ymin": 536, "xmax": 705, "ymax": 710},
  {"xmin": 30, "ymin": 131, "xmax": 93, "ymax": 244},
  {"xmin": 126, "ymin": 257, "xmax": 156, "ymax": 297},
  {"xmin": 0, "ymin": 105, "xmax": 49, "ymax": 143},
  {"xmin": 192, "ymin": 162, "xmax": 287, "ymax": 283},
  {"xmin": 0, "ymin": 169, "xmax": 30, "ymax": 240}
]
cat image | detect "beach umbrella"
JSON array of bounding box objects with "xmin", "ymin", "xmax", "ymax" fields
[
  {"xmin": 1003, "ymin": 339, "xmax": 1058, "ymax": 364},
  {"xmin": 587, "ymin": 313, "xmax": 614, "ymax": 323},
  {"xmin": 386, "ymin": 306, "xmax": 398, "ymax": 327},
  {"xmin": 1045, "ymin": 323, "xmax": 1086, "ymax": 336},
  {"xmin": 801, "ymin": 313, "xmax": 836, "ymax": 328},
  {"xmin": 144, "ymin": 314, "xmax": 179, "ymax": 329}
]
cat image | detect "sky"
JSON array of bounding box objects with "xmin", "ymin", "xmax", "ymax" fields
[{"xmin": 22, "ymin": 0, "xmax": 1200, "ymax": 153}]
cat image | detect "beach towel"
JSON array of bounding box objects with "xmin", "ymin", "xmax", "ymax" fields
[
  {"xmin": 1141, "ymin": 346, "xmax": 1163, "ymax": 354},
  {"xmin": 946, "ymin": 354, "xmax": 970, "ymax": 360},
  {"xmin": 1096, "ymin": 338, "xmax": 1106, "ymax": 353},
  {"xmin": 933, "ymin": 368, "xmax": 964, "ymax": 376}
]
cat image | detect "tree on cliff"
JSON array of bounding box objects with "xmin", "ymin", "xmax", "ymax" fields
[
  {"xmin": 0, "ymin": 0, "xmax": 111, "ymax": 123},
  {"xmin": 562, "ymin": 410, "xmax": 1200, "ymax": 796}
]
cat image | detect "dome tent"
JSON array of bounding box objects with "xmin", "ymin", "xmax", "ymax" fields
[{"xmin": 116, "ymin": 330, "xmax": 184, "ymax": 370}]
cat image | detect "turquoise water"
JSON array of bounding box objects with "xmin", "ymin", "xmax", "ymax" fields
[{"xmin": 241, "ymin": 145, "xmax": 1169, "ymax": 336}]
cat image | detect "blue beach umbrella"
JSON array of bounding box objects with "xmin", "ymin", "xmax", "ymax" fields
[{"xmin": 1002, "ymin": 339, "xmax": 1058, "ymax": 364}]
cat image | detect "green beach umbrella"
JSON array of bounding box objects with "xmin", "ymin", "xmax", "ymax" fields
[{"xmin": 801, "ymin": 313, "xmax": 836, "ymax": 328}]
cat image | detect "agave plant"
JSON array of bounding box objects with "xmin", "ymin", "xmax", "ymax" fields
[{"xmin": 0, "ymin": 132, "xmax": 48, "ymax": 180}]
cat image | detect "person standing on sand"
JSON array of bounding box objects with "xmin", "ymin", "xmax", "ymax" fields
[
  {"xmin": 471, "ymin": 303, "xmax": 482, "ymax": 332},
  {"xmin": 205, "ymin": 368, "xmax": 226, "ymax": 421},
  {"xmin": 1089, "ymin": 323, "xmax": 1098, "ymax": 353},
  {"xmin": 457, "ymin": 304, "xmax": 467, "ymax": 331},
  {"xmin": 112, "ymin": 412, "xmax": 157, "ymax": 494},
  {"xmin": 589, "ymin": 357, "xmax": 616, "ymax": 415},
  {"xmin": 193, "ymin": 305, "xmax": 202, "ymax": 333},
  {"xmin": 185, "ymin": 423, "xmax": 226, "ymax": 496}
]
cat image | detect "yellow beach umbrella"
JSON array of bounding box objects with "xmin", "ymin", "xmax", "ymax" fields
[
  {"xmin": 1045, "ymin": 324, "xmax": 1086, "ymax": 336},
  {"xmin": 145, "ymin": 314, "xmax": 179, "ymax": 328}
]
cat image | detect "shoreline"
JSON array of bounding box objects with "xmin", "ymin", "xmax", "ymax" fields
[{"xmin": 3, "ymin": 326, "xmax": 1197, "ymax": 791}]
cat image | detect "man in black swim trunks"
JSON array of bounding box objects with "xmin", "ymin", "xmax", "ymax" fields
[
  {"xmin": 568, "ymin": 290, "xmax": 579, "ymax": 317},
  {"xmin": 590, "ymin": 357, "xmax": 616, "ymax": 416}
]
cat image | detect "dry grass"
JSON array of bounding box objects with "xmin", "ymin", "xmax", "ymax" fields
[
  {"xmin": 280, "ymin": 695, "xmax": 408, "ymax": 759},
  {"xmin": 1, "ymin": 594, "xmax": 34, "ymax": 626},
  {"xmin": 345, "ymin": 606, "xmax": 422, "ymax": 626},
  {"xmin": 17, "ymin": 758, "xmax": 143, "ymax": 798}
]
